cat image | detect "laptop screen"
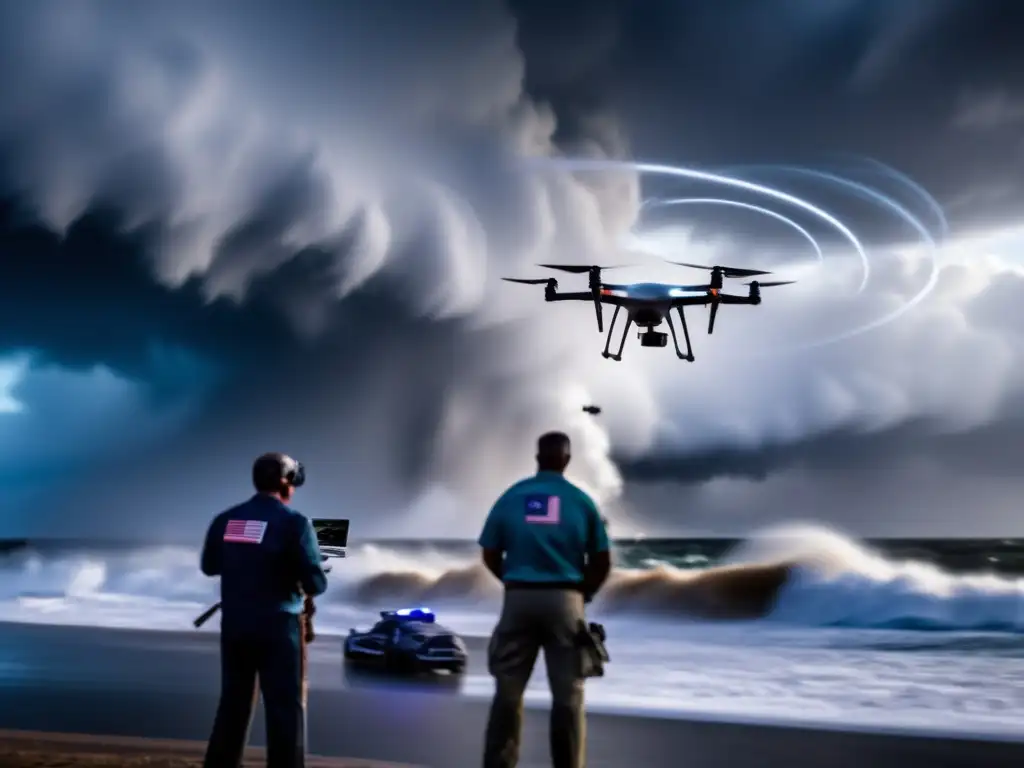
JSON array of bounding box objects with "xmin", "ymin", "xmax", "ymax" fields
[{"xmin": 312, "ymin": 518, "xmax": 350, "ymax": 558}]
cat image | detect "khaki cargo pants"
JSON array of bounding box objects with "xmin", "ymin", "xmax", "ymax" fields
[{"xmin": 482, "ymin": 588, "xmax": 586, "ymax": 768}]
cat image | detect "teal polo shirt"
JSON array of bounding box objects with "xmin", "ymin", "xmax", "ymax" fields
[{"xmin": 478, "ymin": 471, "xmax": 610, "ymax": 586}]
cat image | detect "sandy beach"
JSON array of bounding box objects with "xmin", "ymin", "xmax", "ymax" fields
[
  {"xmin": 0, "ymin": 730, "xmax": 413, "ymax": 767},
  {"xmin": 0, "ymin": 621, "xmax": 1020, "ymax": 767}
]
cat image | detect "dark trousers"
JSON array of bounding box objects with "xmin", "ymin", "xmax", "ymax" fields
[
  {"xmin": 483, "ymin": 588, "xmax": 587, "ymax": 768},
  {"xmin": 203, "ymin": 614, "xmax": 307, "ymax": 768}
]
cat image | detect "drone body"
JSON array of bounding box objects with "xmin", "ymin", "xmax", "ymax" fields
[
  {"xmin": 582, "ymin": 405, "xmax": 601, "ymax": 415},
  {"xmin": 503, "ymin": 263, "xmax": 794, "ymax": 362}
]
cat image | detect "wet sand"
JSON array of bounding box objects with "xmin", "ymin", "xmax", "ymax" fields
[
  {"xmin": 0, "ymin": 621, "xmax": 1020, "ymax": 767},
  {"xmin": 0, "ymin": 730, "xmax": 408, "ymax": 767}
]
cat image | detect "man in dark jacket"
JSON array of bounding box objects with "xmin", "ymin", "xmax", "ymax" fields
[{"xmin": 200, "ymin": 452, "xmax": 328, "ymax": 768}]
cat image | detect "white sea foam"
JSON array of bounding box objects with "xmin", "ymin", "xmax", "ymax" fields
[
  {"xmin": 2, "ymin": 523, "xmax": 1024, "ymax": 631},
  {"xmin": 1, "ymin": 524, "xmax": 1023, "ymax": 736}
]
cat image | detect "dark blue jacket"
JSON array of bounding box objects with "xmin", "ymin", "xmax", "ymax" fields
[{"xmin": 201, "ymin": 494, "xmax": 328, "ymax": 632}]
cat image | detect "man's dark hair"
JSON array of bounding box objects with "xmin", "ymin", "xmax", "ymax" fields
[
  {"xmin": 536, "ymin": 431, "xmax": 571, "ymax": 473},
  {"xmin": 252, "ymin": 452, "xmax": 289, "ymax": 493}
]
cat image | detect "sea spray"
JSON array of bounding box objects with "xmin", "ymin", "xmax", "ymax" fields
[{"xmin": 0, "ymin": 524, "xmax": 1022, "ymax": 632}]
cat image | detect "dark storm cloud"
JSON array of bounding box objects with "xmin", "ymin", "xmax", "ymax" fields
[
  {"xmin": 606, "ymin": 244, "xmax": 1024, "ymax": 531},
  {"xmin": 619, "ymin": 409, "xmax": 1024, "ymax": 487},
  {"xmin": 499, "ymin": 0, "xmax": 1024, "ymax": 535},
  {"xmin": 0, "ymin": 200, "xmax": 462, "ymax": 533},
  {"xmin": 0, "ymin": 199, "xmax": 284, "ymax": 376},
  {"xmin": 616, "ymin": 391, "xmax": 1024, "ymax": 538},
  {"xmin": 2, "ymin": 0, "xmax": 1023, "ymax": 538},
  {"xmin": 543, "ymin": 0, "xmax": 1024, "ymax": 229},
  {"xmin": 0, "ymin": 0, "xmax": 639, "ymax": 539}
]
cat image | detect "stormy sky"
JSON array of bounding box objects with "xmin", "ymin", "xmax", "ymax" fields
[{"xmin": 1, "ymin": 0, "xmax": 1023, "ymax": 539}]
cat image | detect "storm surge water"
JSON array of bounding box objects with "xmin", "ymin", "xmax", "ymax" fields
[
  {"xmin": 4, "ymin": 524, "xmax": 1024, "ymax": 737},
  {"xmin": 0, "ymin": 524, "xmax": 1022, "ymax": 634}
]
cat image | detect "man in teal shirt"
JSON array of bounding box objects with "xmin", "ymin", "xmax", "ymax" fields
[{"xmin": 478, "ymin": 431, "xmax": 611, "ymax": 768}]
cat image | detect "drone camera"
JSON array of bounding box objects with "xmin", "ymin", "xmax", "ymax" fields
[{"xmin": 639, "ymin": 330, "xmax": 668, "ymax": 348}]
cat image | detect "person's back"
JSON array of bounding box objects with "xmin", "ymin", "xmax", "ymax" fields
[
  {"xmin": 200, "ymin": 452, "xmax": 328, "ymax": 768},
  {"xmin": 208, "ymin": 494, "xmax": 320, "ymax": 632},
  {"xmin": 479, "ymin": 432, "xmax": 611, "ymax": 768},
  {"xmin": 492, "ymin": 471, "xmax": 599, "ymax": 590}
]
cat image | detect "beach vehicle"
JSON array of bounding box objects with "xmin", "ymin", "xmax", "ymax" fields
[{"xmin": 343, "ymin": 607, "xmax": 467, "ymax": 675}]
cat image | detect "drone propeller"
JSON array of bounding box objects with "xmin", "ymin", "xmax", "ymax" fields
[
  {"xmin": 701, "ymin": 279, "xmax": 794, "ymax": 336},
  {"xmin": 537, "ymin": 263, "xmax": 621, "ymax": 333},
  {"xmin": 670, "ymin": 262, "xmax": 772, "ymax": 278},
  {"xmin": 502, "ymin": 277, "xmax": 553, "ymax": 285},
  {"xmin": 537, "ymin": 263, "xmax": 624, "ymax": 273}
]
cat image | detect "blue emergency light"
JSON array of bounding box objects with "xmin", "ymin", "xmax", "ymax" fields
[{"xmin": 381, "ymin": 606, "xmax": 435, "ymax": 623}]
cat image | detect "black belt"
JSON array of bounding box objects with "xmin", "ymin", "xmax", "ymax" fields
[{"xmin": 504, "ymin": 580, "xmax": 585, "ymax": 592}]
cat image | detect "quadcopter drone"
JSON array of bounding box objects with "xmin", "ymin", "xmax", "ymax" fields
[{"xmin": 503, "ymin": 262, "xmax": 794, "ymax": 361}]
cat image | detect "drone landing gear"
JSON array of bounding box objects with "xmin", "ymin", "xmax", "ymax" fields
[
  {"xmin": 666, "ymin": 307, "xmax": 695, "ymax": 362},
  {"xmin": 601, "ymin": 306, "xmax": 694, "ymax": 362},
  {"xmin": 601, "ymin": 306, "xmax": 633, "ymax": 362}
]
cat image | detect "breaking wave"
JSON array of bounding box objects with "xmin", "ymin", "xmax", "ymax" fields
[{"xmin": 0, "ymin": 524, "xmax": 1022, "ymax": 633}]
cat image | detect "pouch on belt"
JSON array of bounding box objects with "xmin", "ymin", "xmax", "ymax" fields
[{"xmin": 574, "ymin": 620, "xmax": 610, "ymax": 679}]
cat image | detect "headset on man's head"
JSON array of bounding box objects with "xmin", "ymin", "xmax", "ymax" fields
[
  {"xmin": 281, "ymin": 454, "xmax": 306, "ymax": 488},
  {"xmin": 253, "ymin": 452, "xmax": 306, "ymax": 490}
]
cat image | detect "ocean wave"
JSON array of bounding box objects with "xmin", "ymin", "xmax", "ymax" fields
[
  {"xmin": 1, "ymin": 524, "xmax": 1022, "ymax": 632},
  {"xmin": 747, "ymin": 525, "xmax": 1024, "ymax": 632}
]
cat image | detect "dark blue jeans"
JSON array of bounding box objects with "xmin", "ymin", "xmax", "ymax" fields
[{"xmin": 203, "ymin": 614, "xmax": 306, "ymax": 768}]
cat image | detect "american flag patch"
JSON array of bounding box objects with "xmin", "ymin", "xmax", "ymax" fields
[
  {"xmin": 524, "ymin": 495, "xmax": 560, "ymax": 525},
  {"xmin": 223, "ymin": 519, "xmax": 267, "ymax": 544}
]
